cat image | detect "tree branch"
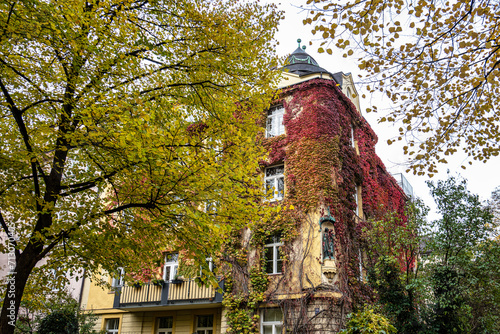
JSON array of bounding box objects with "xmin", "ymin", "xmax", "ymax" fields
[
  {"xmin": 0, "ymin": 78, "xmax": 43, "ymax": 211},
  {"xmin": 20, "ymin": 98, "xmax": 63, "ymax": 114},
  {"xmin": 0, "ymin": 210, "xmax": 20, "ymax": 259}
]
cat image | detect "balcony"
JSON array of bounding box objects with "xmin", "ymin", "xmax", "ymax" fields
[
  {"xmin": 113, "ymin": 278, "xmax": 224, "ymax": 309},
  {"xmin": 392, "ymin": 173, "xmax": 414, "ymax": 198}
]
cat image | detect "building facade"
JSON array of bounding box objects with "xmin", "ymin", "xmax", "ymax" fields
[{"xmin": 81, "ymin": 42, "xmax": 408, "ymax": 334}]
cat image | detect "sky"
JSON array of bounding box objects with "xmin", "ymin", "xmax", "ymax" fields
[{"xmin": 271, "ymin": 2, "xmax": 500, "ymax": 219}]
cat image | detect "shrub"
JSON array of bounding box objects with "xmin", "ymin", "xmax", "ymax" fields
[
  {"xmin": 343, "ymin": 308, "xmax": 396, "ymax": 334},
  {"xmin": 38, "ymin": 309, "xmax": 78, "ymax": 334}
]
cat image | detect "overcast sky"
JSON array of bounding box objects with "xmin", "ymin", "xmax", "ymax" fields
[{"xmin": 271, "ymin": 2, "xmax": 500, "ymax": 219}]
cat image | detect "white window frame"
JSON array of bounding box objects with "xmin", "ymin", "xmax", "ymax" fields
[
  {"xmin": 261, "ymin": 308, "xmax": 283, "ymax": 334},
  {"xmin": 265, "ymin": 165, "xmax": 284, "ymax": 201},
  {"xmin": 105, "ymin": 318, "xmax": 120, "ymax": 334},
  {"xmin": 157, "ymin": 316, "xmax": 173, "ymax": 334},
  {"xmin": 359, "ymin": 248, "xmax": 364, "ymax": 282},
  {"xmin": 266, "ymin": 105, "xmax": 285, "ymax": 138},
  {"xmin": 163, "ymin": 253, "xmax": 179, "ymax": 281},
  {"xmin": 354, "ymin": 185, "xmax": 360, "ymax": 216},
  {"xmin": 264, "ymin": 234, "xmax": 283, "ymax": 275},
  {"xmin": 351, "ymin": 125, "xmax": 355, "ymax": 148},
  {"xmin": 195, "ymin": 314, "xmax": 214, "ymax": 334},
  {"xmin": 200, "ymin": 257, "xmax": 215, "ymax": 276},
  {"xmin": 111, "ymin": 267, "xmax": 124, "ymax": 287}
]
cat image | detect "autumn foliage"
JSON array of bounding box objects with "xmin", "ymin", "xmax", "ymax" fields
[
  {"xmin": 304, "ymin": 0, "xmax": 500, "ymax": 175},
  {"xmin": 0, "ymin": 1, "xmax": 282, "ymax": 333}
]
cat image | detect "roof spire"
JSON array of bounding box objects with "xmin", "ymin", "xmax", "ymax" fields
[{"xmin": 297, "ymin": 38, "xmax": 301, "ymax": 48}]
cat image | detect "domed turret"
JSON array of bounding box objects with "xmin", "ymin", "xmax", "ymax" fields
[{"xmin": 284, "ymin": 39, "xmax": 331, "ymax": 77}]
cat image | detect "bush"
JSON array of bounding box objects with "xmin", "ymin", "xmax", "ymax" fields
[
  {"xmin": 38, "ymin": 309, "xmax": 79, "ymax": 334},
  {"xmin": 343, "ymin": 308, "xmax": 396, "ymax": 334}
]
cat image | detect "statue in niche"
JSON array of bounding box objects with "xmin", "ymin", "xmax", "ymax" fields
[{"xmin": 323, "ymin": 227, "xmax": 335, "ymax": 260}]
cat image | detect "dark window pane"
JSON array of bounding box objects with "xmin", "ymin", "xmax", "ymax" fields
[
  {"xmin": 106, "ymin": 318, "xmax": 119, "ymax": 330},
  {"xmin": 263, "ymin": 308, "xmax": 282, "ymax": 321},
  {"xmin": 197, "ymin": 315, "xmax": 213, "ymax": 328},
  {"xmin": 276, "ymin": 259, "xmax": 283, "ymax": 273},
  {"xmin": 277, "ymin": 177, "xmax": 284, "ymax": 198},
  {"xmin": 165, "ymin": 253, "xmax": 178, "ymax": 262},
  {"xmin": 266, "ymin": 179, "xmax": 274, "ymax": 194},
  {"xmin": 266, "ymin": 233, "xmax": 281, "ymax": 244},
  {"xmin": 158, "ymin": 316, "xmax": 173, "ymax": 329}
]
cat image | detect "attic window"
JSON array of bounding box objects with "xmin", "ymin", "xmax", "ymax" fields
[{"xmin": 266, "ymin": 105, "xmax": 285, "ymax": 138}]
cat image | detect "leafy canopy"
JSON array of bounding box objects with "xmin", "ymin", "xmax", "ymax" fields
[
  {"xmin": 420, "ymin": 175, "xmax": 499, "ymax": 333},
  {"xmin": 425, "ymin": 174, "xmax": 494, "ymax": 264},
  {"xmin": 304, "ymin": 0, "xmax": 500, "ymax": 176},
  {"xmin": 0, "ymin": 0, "xmax": 281, "ymax": 330},
  {"xmin": 362, "ymin": 200, "xmax": 428, "ymax": 334}
]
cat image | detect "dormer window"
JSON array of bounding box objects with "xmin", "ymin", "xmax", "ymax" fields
[{"xmin": 266, "ymin": 105, "xmax": 285, "ymax": 138}]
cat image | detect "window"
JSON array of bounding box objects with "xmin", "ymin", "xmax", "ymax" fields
[
  {"xmin": 111, "ymin": 267, "xmax": 124, "ymax": 287},
  {"xmin": 163, "ymin": 253, "xmax": 179, "ymax": 281},
  {"xmin": 196, "ymin": 315, "xmax": 214, "ymax": 334},
  {"xmin": 354, "ymin": 185, "xmax": 360, "ymax": 216},
  {"xmin": 105, "ymin": 318, "xmax": 120, "ymax": 334},
  {"xmin": 266, "ymin": 105, "xmax": 285, "ymax": 138},
  {"xmin": 264, "ymin": 234, "xmax": 283, "ymax": 274},
  {"xmin": 351, "ymin": 126, "xmax": 355, "ymax": 148},
  {"xmin": 265, "ymin": 165, "xmax": 284, "ymax": 201},
  {"xmin": 358, "ymin": 248, "xmax": 364, "ymax": 282},
  {"xmin": 261, "ymin": 308, "xmax": 283, "ymax": 334},
  {"xmin": 200, "ymin": 257, "xmax": 216, "ymax": 276},
  {"xmin": 157, "ymin": 316, "xmax": 173, "ymax": 334}
]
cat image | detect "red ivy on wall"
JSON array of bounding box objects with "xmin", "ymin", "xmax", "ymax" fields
[{"xmin": 260, "ymin": 78, "xmax": 406, "ymax": 307}]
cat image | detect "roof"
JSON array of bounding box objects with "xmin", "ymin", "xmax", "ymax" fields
[{"xmin": 284, "ymin": 43, "xmax": 332, "ymax": 78}]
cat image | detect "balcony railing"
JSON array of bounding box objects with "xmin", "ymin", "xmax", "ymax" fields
[
  {"xmin": 392, "ymin": 173, "xmax": 414, "ymax": 198},
  {"xmin": 113, "ymin": 278, "xmax": 224, "ymax": 309}
]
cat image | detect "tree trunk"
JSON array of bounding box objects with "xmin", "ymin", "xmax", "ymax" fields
[{"xmin": 0, "ymin": 248, "xmax": 40, "ymax": 334}]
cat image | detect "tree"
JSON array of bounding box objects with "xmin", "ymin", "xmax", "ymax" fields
[
  {"xmin": 304, "ymin": 0, "xmax": 500, "ymax": 175},
  {"xmin": 489, "ymin": 186, "xmax": 500, "ymax": 233},
  {"xmin": 421, "ymin": 175, "xmax": 498, "ymax": 333},
  {"xmin": 362, "ymin": 200, "xmax": 428, "ymax": 333},
  {"xmin": 0, "ymin": 1, "xmax": 282, "ymax": 333},
  {"xmin": 38, "ymin": 310, "xmax": 78, "ymax": 334},
  {"xmin": 14, "ymin": 289, "xmax": 101, "ymax": 334}
]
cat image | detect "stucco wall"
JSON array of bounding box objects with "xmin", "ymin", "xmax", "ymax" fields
[{"xmin": 95, "ymin": 308, "xmax": 222, "ymax": 334}]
